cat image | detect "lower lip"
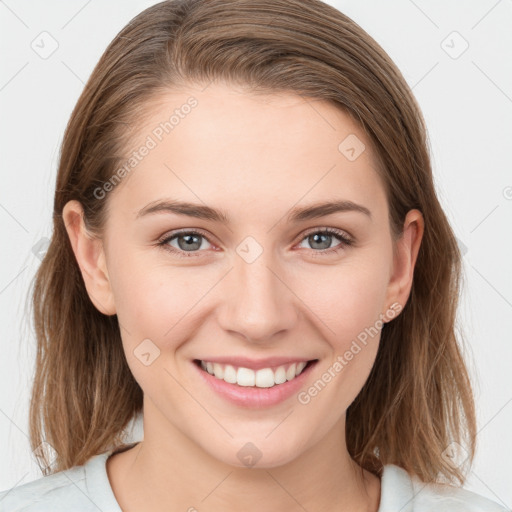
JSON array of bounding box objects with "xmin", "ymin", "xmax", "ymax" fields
[{"xmin": 193, "ymin": 360, "xmax": 318, "ymax": 408}]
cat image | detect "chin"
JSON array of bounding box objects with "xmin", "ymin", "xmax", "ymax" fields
[{"xmin": 208, "ymin": 433, "xmax": 307, "ymax": 470}]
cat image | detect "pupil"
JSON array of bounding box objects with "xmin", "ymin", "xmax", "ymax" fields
[
  {"xmin": 178, "ymin": 234, "xmax": 201, "ymax": 251},
  {"xmin": 310, "ymin": 233, "xmax": 330, "ymax": 250}
]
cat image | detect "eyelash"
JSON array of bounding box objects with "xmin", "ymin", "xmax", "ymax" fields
[{"xmin": 157, "ymin": 227, "xmax": 353, "ymax": 259}]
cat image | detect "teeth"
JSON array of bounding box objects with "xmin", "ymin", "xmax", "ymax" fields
[
  {"xmin": 274, "ymin": 366, "xmax": 287, "ymax": 384},
  {"xmin": 223, "ymin": 364, "xmax": 237, "ymax": 384},
  {"xmin": 199, "ymin": 360, "xmax": 311, "ymax": 388},
  {"xmin": 296, "ymin": 361, "xmax": 307, "ymax": 375},
  {"xmin": 286, "ymin": 363, "xmax": 296, "ymax": 381},
  {"xmin": 213, "ymin": 363, "xmax": 224, "ymax": 379},
  {"xmin": 255, "ymin": 368, "xmax": 274, "ymax": 388},
  {"xmin": 237, "ymin": 367, "xmax": 255, "ymax": 386}
]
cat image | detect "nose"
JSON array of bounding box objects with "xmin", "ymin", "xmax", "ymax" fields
[{"xmin": 216, "ymin": 249, "xmax": 299, "ymax": 343}]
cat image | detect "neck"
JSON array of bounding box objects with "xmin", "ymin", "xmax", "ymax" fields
[{"xmin": 107, "ymin": 401, "xmax": 381, "ymax": 512}]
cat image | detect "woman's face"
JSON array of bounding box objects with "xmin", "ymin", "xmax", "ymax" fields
[{"xmin": 67, "ymin": 82, "xmax": 422, "ymax": 468}]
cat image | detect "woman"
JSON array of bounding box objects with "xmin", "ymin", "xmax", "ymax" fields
[{"xmin": 0, "ymin": 0, "xmax": 508, "ymax": 510}]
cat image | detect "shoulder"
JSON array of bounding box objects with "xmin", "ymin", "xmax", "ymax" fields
[
  {"xmin": 0, "ymin": 451, "xmax": 118, "ymax": 512},
  {"xmin": 0, "ymin": 463, "xmax": 88, "ymax": 511},
  {"xmin": 380, "ymin": 464, "xmax": 511, "ymax": 512}
]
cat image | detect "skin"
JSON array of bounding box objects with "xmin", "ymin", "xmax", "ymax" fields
[{"xmin": 63, "ymin": 82, "xmax": 423, "ymax": 512}]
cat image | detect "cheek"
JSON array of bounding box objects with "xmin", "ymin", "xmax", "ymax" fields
[
  {"xmin": 106, "ymin": 249, "xmax": 226, "ymax": 377},
  {"xmin": 107, "ymin": 259, "xmax": 209, "ymax": 390},
  {"xmin": 297, "ymin": 257, "xmax": 391, "ymax": 344},
  {"xmin": 292, "ymin": 252, "xmax": 390, "ymax": 408},
  {"xmin": 109, "ymin": 260, "xmax": 204, "ymax": 335}
]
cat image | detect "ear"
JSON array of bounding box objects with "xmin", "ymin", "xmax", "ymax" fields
[
  {"xmin": 383, "ymin": 209, "xmax": 424, "ymax": 322},
  {"xmin": 62, "ymin": 200, "xmax": 116, "ymax": 315}
]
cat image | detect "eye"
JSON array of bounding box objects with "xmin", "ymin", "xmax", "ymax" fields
[
  {"xmin": 158, "ymin": 230, "xmax": 213, "ymax": 258},
  {"xmin": 157, "ymin": 227, "xmax": 353, "ymax": 258},
  {"xmin": 297, "ymin": 228, "xmax": 353, "ymax": 255}
]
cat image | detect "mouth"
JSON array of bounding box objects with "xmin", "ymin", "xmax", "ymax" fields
[
  {"xmin": 193, "ymin": 359, "xmax": 318, "ymax": 388},
  {"xmin": 192, "ymin": 358, "xmax": 319, "ymax": 408}
]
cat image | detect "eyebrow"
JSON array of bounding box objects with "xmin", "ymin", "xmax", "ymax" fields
[{"xmin": 136, "ymin": 198, "xmax": 372, "ymax": 223}]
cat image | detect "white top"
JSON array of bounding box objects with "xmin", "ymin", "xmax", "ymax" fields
[{"xmin": 0, "ymin": 443, "xmax": 509, "ymax": 512}]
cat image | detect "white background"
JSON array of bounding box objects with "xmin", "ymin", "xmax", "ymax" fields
[{"xmin": 0, "ymin": 0, "xmax": 511, "ymax": 508}]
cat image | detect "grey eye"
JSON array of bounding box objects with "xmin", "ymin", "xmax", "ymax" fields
[
  {"xmin": 168, "ymin": 232, "xmax": 211, "ymax": 252},
  {"xmin": 299, "ymin": 232, "xmax": 342, "ymax": 251}
]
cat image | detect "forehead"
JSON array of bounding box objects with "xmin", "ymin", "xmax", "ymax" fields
[{"xmin": 108, "ymin": 83, "xmax": 387, "ymax": 223}]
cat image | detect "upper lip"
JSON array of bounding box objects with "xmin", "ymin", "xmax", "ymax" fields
[{"xmin": 195, "ymin": 356, "xmax": 317, "ymax": 371}]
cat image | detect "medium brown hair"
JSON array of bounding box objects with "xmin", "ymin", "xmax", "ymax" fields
[{"xmin": 29, "ymin": 0, "xmax": 476, "ymax": 484}]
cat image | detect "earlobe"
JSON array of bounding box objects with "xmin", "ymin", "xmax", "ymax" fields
[
  {"xmin": 383, "ymin": 209, "xmax": 424, "ymax": 321},
  {"xmin": 62, "ymin": 200, "xmax": 116, "ymax": 316}
]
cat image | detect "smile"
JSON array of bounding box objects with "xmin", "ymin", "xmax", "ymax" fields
[
  {"xmin": 193, "ymin": 358, "xmax": 319, "ymax": 408},
  {"xmin": 196, "ymin": 359, "xmax": 315, "ymax": 388}
]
